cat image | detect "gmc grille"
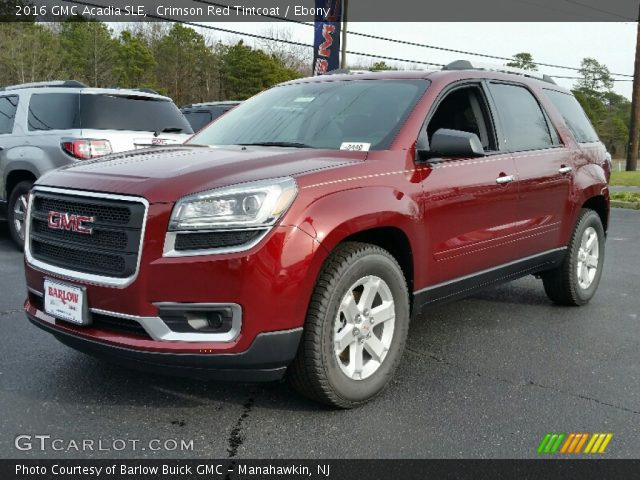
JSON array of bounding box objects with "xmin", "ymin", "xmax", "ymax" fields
[{"xmin": 29, "ymin": 190, "xmax": 146, "ymax": 279}]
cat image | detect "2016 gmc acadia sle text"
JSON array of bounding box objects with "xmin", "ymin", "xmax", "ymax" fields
[{"xmin": 23, "ymin": 65, "xmax": 611, "ymax": 408}]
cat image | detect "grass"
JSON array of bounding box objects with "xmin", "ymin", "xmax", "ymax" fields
[
  {"xmin": 611, "ymin": 192, "xmax": 640, "ymax": 203},
  {"xmin": 610, "ymin": 171, "xmax": 640, "ymax": 187}
]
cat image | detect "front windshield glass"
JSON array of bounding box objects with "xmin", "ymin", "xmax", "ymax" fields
[{"xmin": 189, "ymin": 79, "xmax": 429, "ymax": 150}]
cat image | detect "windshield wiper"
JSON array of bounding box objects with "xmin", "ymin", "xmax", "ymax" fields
[
  {"xmin": 155, "ymin": 127, "xmax": 184, "ymax": 136},
  {"xmin": 239, "ymin": 142, "xmax": 312, "ymax": 148}
]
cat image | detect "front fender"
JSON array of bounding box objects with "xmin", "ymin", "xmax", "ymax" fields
[{"xmin": 281, "ymin": 185, "xmax": 424, "ymax": 291}]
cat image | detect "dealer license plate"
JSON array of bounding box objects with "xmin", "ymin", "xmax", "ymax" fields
[{"xmin": 43, "ymin": 279, "xmax": 90, "ymax": 326}]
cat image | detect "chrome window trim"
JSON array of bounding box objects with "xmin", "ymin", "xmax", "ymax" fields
[
  {"xmin": 162, "ymin": 227, "xmax": 270, "ymax": 257},
  {"xmin": 24, "ymin": 186, "xmax": 149, "ymax": 289}
]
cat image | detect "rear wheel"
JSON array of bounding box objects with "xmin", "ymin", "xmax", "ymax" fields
[
  {"xmin": 7, "ymin": 180, "xmax": 33, "ymax": 250},
  {"xmin": 287, "ymin": 242, "xmax": 410, "ymax": 408},
  {"xmin": 542, "ymin": 209, "xmax": 605, "ymax": 306}
]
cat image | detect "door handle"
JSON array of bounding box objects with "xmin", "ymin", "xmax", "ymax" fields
[
  {"xmin": 496, "ymin": 175, "xmax": 515, "ymax": 184},
  {"xmin": 559, "ymin": 166, "xmax": 572, "ymax": 174}
]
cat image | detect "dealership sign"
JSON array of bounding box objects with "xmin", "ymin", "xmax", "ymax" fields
[{"xmin": 312, "ymin": 0, "xmax": 342, "ymax": 75}]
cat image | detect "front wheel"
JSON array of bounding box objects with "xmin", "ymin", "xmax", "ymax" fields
[
  {"xmin": 7, "ymin": 180, "xmax": 33, "ymax": 251},
  {"xmin": 542, "ymin": 209, "xmax": 605, "ymax": 306},
  {"xmin": 287, "ymin": 242, "xmax": 410, "ymax": 408}
]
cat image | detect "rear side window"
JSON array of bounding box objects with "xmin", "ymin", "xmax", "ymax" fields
[
  {"xmin": 0, "ymin": 95, "xmax": 18, "ymax": 134},
  {"xmin": 544, "ymin": 89, "xmax": 599, "ymax": 143},
  {"xmin": 183, "ymin": 111, "xmax": 212, "ymax": 131},
  {"xmin": 79, "ymin": 94, "xmax": 193, "ymax": 133},
  {"xmin": 489, "ymin": 83, "xmax": 554, "ymax": 151},
  {"xmin": 28, "ymin": 93, "xmax": 79, "ymax": 131}
]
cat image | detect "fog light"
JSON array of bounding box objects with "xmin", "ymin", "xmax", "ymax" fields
[
  {"xmin": 187, "ymin": 312, "xmax": 224, "ymax": 331},
  {"xmin": 159, "ymin": 306, "xmax": 234, "ymax": 334}
]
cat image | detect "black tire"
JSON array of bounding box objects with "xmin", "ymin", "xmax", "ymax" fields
[
  {"xmin": 287, "ymin": 242, "xmax": 410, "ymax": 408},
  {"xmin": 7, "ymin": 180, "xmax": 33, "ymax": 251},
  {"xmin": 542, "ymin": 209, "xmax": 605, "ymax": 306}
]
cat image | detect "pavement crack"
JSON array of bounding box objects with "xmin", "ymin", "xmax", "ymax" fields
[
  {"xmin": 0, "ymin": 309, "xmax": 21, "ymax": 317},
  {"xmin": 406, "ymin": 346, "xmax": 640, "ymax": 416},
  {"xmin": 227, "ymin": 397, "xmax": 254, "ymax": 458}
]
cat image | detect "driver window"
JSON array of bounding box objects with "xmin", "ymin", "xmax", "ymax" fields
[{"xmin": 427, "ymin": 86, "xmax": 496, "ymax": 152}]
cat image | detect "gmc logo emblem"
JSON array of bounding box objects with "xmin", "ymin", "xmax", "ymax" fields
[{"xmin": 47, "ymin": 211, "xmax": 95, "ymax": 235}]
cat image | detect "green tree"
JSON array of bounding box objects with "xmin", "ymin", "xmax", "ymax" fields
[
  {"xmin": 0, "ymin": 23, "xmax": 63, "ymax": 85},
  {"xmin": 222, "ymin": 41, "xmax": 299, "ymax": 100},
  {"xmin": 114, "ymin": 31, "xmax": 156, "ymax": 89},
  {"xmin": 371, "ymin": 61, "xmax": 397, "ymax": 71},
  {"xmin": 59, "ymin": 19, "xmax": 118, "ymax": 87},
  {"xmin": 574, "ymin": 89, "xmax": 630, "ymax": 156},
  {"xmin": 575, "ymin": 57, "xmax": 613, "ymax": 98},
  {"xmin": 506, "ymin": 52, "xmax": 538, "ymax": 71},
  {"xmin": 153, "ymin": 24, "xmax": 218, "ymax": 105}
]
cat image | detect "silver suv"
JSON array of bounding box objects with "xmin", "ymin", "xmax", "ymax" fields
[{"xmin": 0, "ymin": 80, "xmax": 193, "ymax": 248}]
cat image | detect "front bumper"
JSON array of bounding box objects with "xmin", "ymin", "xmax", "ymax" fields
[{"xmin": 26, "ymin": 301, "xmax": 302, "ymax": 381}]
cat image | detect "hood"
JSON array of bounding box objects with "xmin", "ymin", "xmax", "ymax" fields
[{"xmin": 36, "ymin": 145, "xmax": 364, "ymax": 203}]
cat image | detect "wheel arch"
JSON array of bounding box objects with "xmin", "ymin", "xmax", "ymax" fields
[
  {"xmin": 288, "ymin": 186, "xmax": 422, "ymax": 315},
  {"xmin": 581, "ymin": 195, "xmax": 609, "ymax": 233},
  {"xmin": 6, "ymin": 168, "xmax": 37, "ymax": 198}
]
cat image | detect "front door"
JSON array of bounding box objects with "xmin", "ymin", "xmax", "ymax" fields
[{"xmin": 419, "ymin": 83, "xmax": 521, "ymax": 289}]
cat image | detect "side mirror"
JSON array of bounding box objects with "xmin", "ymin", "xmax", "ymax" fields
[{"xmin": 417, "ymin": 128, "xmax": 485, "ymax": 161}]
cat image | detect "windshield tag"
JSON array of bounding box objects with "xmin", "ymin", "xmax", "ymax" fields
[
  {"xmin": 294, "ymin": 97, "xmax": 315, "ymax": 103},
  {"xmin": 340, "ymin": 142, "xmax": 371, "ymax": 152}
]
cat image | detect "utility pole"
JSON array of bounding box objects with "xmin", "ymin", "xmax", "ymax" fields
[
  {"xmin": 626, "ymin": 4, "xmax": 640, "ymax": 171},
  {"xmin": 340, "ymin": 0, "xmax": 348, "ymax": 69}
]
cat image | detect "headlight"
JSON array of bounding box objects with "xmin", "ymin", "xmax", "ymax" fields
[{"xmin": 169, "ymin": 177, "xmax": 298, "ymax": 231}]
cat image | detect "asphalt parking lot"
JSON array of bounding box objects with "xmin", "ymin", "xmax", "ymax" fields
[{"xmin": 0, "ymin": 208, "xmax": 638, "ymax": 459}]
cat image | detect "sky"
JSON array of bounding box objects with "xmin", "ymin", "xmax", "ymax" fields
[{"xmin": 195, "ymin": 22, "xmax": 636, "ymax": 99}]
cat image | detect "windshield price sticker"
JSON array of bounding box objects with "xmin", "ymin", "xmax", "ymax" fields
[{"xmin": 340, "ymin": 142, "xmax": 371, "ymax": 151}]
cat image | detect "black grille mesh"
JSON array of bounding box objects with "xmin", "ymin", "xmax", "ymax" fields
[
  {"xmin": 34, "ymin": 197, "xmax": 131, "ymax": 225},
  {"xmin": 31, "ymin": 240, "xmax": 126, "ymax": 275},
  {"xmin": 174, "ymin": 230, "xmax": 264, "ymax": 251},
  {"xmin": 32, "ymin": 219, "xmax": 128, "ymax": 250},
  {"xmin": 29, "ymin": 192, "xmax": 144, "ymax": 278},
  {"xmin": 91, "ymin": 313, "xmax": 150, "ymax": 337}
]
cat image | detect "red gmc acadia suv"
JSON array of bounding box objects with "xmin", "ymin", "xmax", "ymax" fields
[{"xmin": 23, "ymin": 63, "xmax": 611, "ymax": 407}]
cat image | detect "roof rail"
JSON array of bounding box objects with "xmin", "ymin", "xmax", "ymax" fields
[
  {"xmin": 0, "ymin": 80, "xmax": 88, "ymax": 91},
  {"xmin": 442, "ymin": 60, "xmax": 556, "ymax": 84}
]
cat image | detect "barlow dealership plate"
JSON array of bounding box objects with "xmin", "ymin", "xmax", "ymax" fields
[{"xmin": 43, "ymin": 279, "xmax": 91, "ymax": 326}]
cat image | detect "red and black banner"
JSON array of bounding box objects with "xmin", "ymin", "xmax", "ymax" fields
[{"xmin": 312, "ymin": 0, "xmax": 343, "ymax": 75}]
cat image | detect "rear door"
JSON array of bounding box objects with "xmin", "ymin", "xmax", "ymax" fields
[{"xmin": 487, "ymin": 81, "xmax": 572, "ymax": 258}]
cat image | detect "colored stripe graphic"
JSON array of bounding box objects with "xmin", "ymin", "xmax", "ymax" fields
[
  {"xmin": 539, "ymin": 433, "xmax": 613, "ymax": 454},
  {"xmin": 537, "ymin": 433, "xmax": 565, "ymax": 453},
  {"xmin": 567, "ymin": 433, "xmax": 588, "ymax": 453},
  {"xmin": 585, "ymin": 433, "xmax": 614, "ymax": 454}
]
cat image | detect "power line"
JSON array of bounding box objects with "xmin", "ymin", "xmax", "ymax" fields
[
  {"xmin": 193, "ymin": 0, "xmax": 634, "ymax": 79},
  {"xmin": 63, "ymin": 0, "xmax": 445, "ymax": 67},
  {"xmin": 59, "ymin": 0, "xmax": 633, "ymax": 81},
  {"xmin": 553, "ymin": 75, "xmax": 633, "ymax": 82},
  {"xmin": 562, "ymin": 0, "xmax": 634, "ymax": 21}
]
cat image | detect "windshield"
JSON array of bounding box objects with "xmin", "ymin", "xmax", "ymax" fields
[{"xmin": 189, "ymin": 79, "xmax": 428, "ymax": 150}]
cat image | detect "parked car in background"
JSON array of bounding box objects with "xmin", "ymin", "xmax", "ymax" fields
[
  {"xmin": 180, "ymin": 101, "xmax": 241, "ymax": 131},
  {"xmin": 0, "ymin": 80, "xmax": 193, "ymax": 248}
]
